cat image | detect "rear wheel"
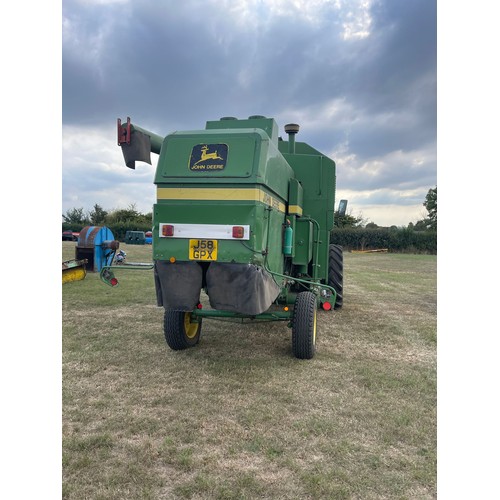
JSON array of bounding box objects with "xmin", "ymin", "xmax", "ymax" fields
[
  {"xmin": 164, "ymin": 310, "xmax": 202, "ymax": 350},
  {"xmin": 328, "ymin": 244, "xmax": 344, "ymax": 309},
  {"xmin": 292, "ymin": 292, "xmax": 317, "ymax": 359}
]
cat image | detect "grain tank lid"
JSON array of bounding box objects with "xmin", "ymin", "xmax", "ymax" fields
[{"xmin": 205, "ymin": 115, "xmax": 279, "ymax": 143}]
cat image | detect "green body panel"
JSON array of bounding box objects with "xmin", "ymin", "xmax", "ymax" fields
[
  {"xmin": 152, "ymin": 119, "xmax": 298, "ymax": 278},
  {"xmin": 154, "ymin": 126, "xmax": 292, "ymax": 202},
  {"xmin": 278, "ymin": 141, "xmax": 336, "ymax": 282},
  {"xmin": 288, "ymin": 178, "xmax": 303, "ymax": 213},
  {"xmin": 293, "ymin": 219, "xmax": 313, "ymax": 265},
  {"xmin": 152, "ymin": 195, "xmax": 285, "ymax": 274}
]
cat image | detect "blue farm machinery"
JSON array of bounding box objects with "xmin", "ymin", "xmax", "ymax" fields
[
  {"xmin": 102, "ymin": 115, "xmax": 344, "ymax": 359},
  {"xmin": 63, "ymin": 226, "xmax": 119, "ymax": 284},
  {"xmin": 75, "ymin": 226, "xmax": 119, "ymax": 272}
]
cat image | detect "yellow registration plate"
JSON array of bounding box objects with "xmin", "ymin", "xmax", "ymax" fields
[{"xmin": 189, "ymin": 239, "xmax": 218, "ymax": 261}]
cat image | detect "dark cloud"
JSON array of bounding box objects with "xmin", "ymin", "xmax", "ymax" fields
[{"xmin": 62, "ymin": 0, "xmax": 437, "ymax": 226}]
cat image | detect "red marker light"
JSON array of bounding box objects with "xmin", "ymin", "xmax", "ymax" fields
[
  {"xmin": 321, "ymin": 302, "xmax": 332, "ymax": 311},
  {"xmin": 232, "ymin": 226, "xmax": 244, "ymax": 238},
  {"xmin": 162, "ymin": 224, "xmax": 174, "ymax": 237},
  {"xmin": 110, "ymin": 278, "xmax": 119, "ymax": 286}
]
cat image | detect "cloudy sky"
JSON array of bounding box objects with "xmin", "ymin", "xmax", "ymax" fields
[{"xmin": 62, "ymin": 0, "xmax": 436, "ymax": 227}]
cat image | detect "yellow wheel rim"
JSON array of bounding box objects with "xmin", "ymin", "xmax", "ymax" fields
[{"xmin": 184, "ymin": 313, "xmax": 199, "ymax": 339}]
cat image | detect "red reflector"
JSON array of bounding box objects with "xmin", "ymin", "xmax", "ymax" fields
[
  {"xmin": 232, "ymin": 226, "xmax": 244, "ymax": 238},
  {"xmin": 322, "ymin": 302, "xmax": 332, "ymax": 311},
  {"xmin": 162, "ymin": 224, "xmax": 174, "ymax": 237},
  {"xmin": 197, "ymin": 303, "xmax": 203, "ymax": 309},
  {"xmin": 110, "ymin": 278, "xmax": 118, "ymax": 286}
]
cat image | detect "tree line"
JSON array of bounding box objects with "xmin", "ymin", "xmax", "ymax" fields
[
  {"xmin": 62, "ymin": 203, "xmax": 152, "ymax": 227},
  {"xmin": 331, "ymin": 187, "xmax": 437, "ymax": 253},
  {"xmin": 62, "ymin": 188, "xmax": 436, "ymax": 251},
  {"xmin": 334, "ymin": 187, "xmax": 437, "ymax": 231},
  {"xmin": 62, "ymin": 203, "xmax": 153, "ymax": 240}
]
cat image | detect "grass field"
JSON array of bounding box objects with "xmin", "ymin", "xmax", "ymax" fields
[{"xmin": 62, "ymin": 242, "xmax": 436, "ymax": 499}]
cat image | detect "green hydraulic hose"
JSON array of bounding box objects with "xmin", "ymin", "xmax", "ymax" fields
[{"xmin": 261, "ymin": 212, "xmax": 337, "ymax": 305}]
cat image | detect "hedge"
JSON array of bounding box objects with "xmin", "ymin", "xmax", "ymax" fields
[
  {"xmin": 330, "ymin": 227, "xmax": 437, "ymax": 254},
  {"xmin": 63, "ymin": 223, "xmax": 437, "ymax": 254},
  {"xmin": 62, "ymin": 222, "xmax": 152, "ymax": 242}
]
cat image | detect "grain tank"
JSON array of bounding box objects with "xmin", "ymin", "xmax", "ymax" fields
[{"xmin": 104, "ymin": 115, "xmax": 344, "ymax": 359}]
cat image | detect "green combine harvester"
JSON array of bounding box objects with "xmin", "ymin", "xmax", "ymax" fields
[{"xmin": 102, "ymin": 115, "xmax": 344, "ymax": 359}]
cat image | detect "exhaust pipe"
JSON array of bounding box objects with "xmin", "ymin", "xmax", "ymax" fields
[{"xmin": 284, "ymin": 123, "xmax": 300, "ymax": 154}]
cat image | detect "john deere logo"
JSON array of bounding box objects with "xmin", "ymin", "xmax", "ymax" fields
[{"xmin": 189, "ymin": 144, "xmax": 228, "ymax": 171}]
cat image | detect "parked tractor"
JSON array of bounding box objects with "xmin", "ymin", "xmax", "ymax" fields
[{"xmin": 102, "ymin": 115, "xmax": 344, "ymax": 359}]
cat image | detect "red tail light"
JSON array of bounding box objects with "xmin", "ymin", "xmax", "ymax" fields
[
  {"xmin": 232, "ymin": 226, "xmax": 244, "ymax": 238},
  {"xmin": 162, "ymin": 224, "xmax": 174, "ymax": 237},
  {"xmin": 110, "ymin": 278, "xmax": 119, "ymax": 286}
]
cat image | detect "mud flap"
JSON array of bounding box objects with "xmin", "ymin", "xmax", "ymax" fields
[
  {"xmin": 154, "ymin": 261, "xmax": 202, "ymax": 311},
  {"xmin": 206, "ymin": 262, "xmax": 280, "ymax": 315}
]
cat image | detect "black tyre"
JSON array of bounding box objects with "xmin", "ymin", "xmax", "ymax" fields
[
  {"xmin": 328, "ymin": 244, "xmax": 343, "ymax": 309},
  {"xmin": 164, "ymin": 310, "xmax": 202, "ymax": 350},
  {"xmin": 292, "ymin": 291, "xmax": 317, "ymax": 359}
]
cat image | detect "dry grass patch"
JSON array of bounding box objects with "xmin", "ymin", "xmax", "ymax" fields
[{"xmin": 63, "ymin": 243, "xmax": 436, "ymax": 499}]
